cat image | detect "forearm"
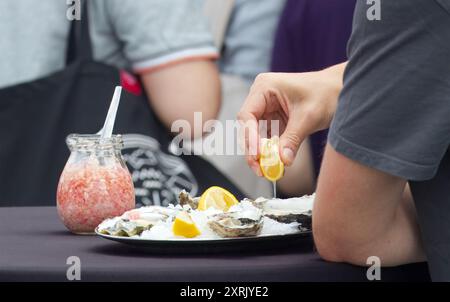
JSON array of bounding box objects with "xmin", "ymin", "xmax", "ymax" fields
[{"xmin": 141, "ymin": 60, "xmax": 221, "ymax": 138}]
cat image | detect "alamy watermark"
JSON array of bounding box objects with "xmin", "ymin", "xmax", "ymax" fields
[
  {"xmin": 367, "ymin": 0, "xmax": 381, "ymax": 21},
  {"xmin": 170, "ymin": 112, "xmax": 279, "ymax": 157},
  {"xmin": 67, "ymin": 0, "xmax": 81, "ymax": 21},
  {"xmin": 66, "ymin": 256, "xmax": 81, "ymax": 281},
  {"xmin": 366, "ymin": 256, "xmax": 381, "ymax": 281}
]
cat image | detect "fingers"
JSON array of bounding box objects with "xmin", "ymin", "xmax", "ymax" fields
[
  {"xmin": 247, "ymin": 153, "xmax": 263, "ymax": 177},
  {"xmin": 238, "ymin": 73, "xmax": 286, "ymax": 177},
  {"xmin": 238, "ymin": 88, "xmax": 270, "ymax": 177},
  {"xmin": 238, "ymin": 111, "xmax": 262, "ymax": 177},
  {"xmin": 279, "ymin": 107, "xmax": 308, "ymax": 166}
]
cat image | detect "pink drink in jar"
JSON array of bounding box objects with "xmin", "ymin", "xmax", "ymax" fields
[{"xmin": 57, "ymin": 134, "xmax": 135, "ymax": 234}]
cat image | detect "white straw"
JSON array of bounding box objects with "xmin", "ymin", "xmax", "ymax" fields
[{"xmin": 100, "ymin": 86, "xmax": 122, "ymax": 140}]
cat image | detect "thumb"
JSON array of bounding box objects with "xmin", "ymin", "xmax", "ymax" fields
[{"xmin": 279, "ymin": 116, "xmax": 306, "ymax": 166}]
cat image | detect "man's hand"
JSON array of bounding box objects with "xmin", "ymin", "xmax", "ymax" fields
[
  {"xmin": 237, "ymin": 63, "xmax": 346, "ymax": 176},
  {"xmin": 141, "ymin": 59, "xmax": 221, "ymax": 138}
]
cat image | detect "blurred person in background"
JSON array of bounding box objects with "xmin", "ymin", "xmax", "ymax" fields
[
  {"xmin": 218, "ymin": 0, "xmax": 287, "ymax": 82},
  {"xmin": 0, "ymin": 0, "xmax": 230, "ymax": 206},
  {"xmin": 0, "ymin": 0, "xmax": 220, "ymax": 134}
]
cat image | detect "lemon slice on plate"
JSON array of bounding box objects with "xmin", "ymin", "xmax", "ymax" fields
[
  {"xmin": 197, "ymin": 186, "xmax": 239, "ymax": 212},
  {"xmin": 172, "ymin": 211, "xmax": 201, "ymax": 238},
  {"xmin": 259, "ymin": 137, "xmax": 285, "ymax": 182}
]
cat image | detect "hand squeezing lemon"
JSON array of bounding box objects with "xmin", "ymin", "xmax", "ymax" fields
[{"xmin": 259, "ymin": 137, "xmax": 285, "ymax": 182}]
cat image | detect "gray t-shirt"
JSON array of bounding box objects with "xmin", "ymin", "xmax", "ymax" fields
[
  {"xmin": 0, "ymin": 0, "xmax": 217, "ymax": 88},
  {"xmin": 329, "ymin": 0, "xmax": 450, "ymax": 281}
]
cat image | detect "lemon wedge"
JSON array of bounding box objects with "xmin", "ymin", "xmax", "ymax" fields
[
  {"xmin": 259, "ymin": 137, "xmax": 285, "ymax": 182},
  {"xmin": 172, "ymin": 211, "xmax": 201, "ymax": 238},
  {"xmin": 197, "ymin": 186, "xmax": 239, "ymax": 212}
]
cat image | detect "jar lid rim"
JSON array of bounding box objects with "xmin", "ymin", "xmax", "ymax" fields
[{"xmin": 66, "ymin": 134, "xmax": 124, "ymax": 150}]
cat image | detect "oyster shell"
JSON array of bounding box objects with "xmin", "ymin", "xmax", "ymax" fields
[
  {"xmin": 251, "ymin": 195, "xmax": 314, "ymax": 229},
  {"xmin": 178, "ymin": 190, "xmax": 199, "ymax": 209},
  {"xmin": 122, "ymin": 206, "xmax": 175, "ymax": 222},
  {"xmin": 98, "ymin": 206, "xmax": 176, "ymax": 237},
  {"xmin": 98, "ymin": 218, "xmax": 152, "ymax": 237},
  {"xmin": 208, "ymin": 206, "xmax": 263, "ymax": 238}
]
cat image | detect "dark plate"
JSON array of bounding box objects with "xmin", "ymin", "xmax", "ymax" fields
[{"xmin": 95, "ymin": 229, "xmax": 313, "ymax": 254}]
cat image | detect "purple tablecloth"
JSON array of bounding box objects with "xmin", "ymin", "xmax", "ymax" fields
[{"xmin": 0, "ymin": 207, "xmax": 429, "ymax": 282}]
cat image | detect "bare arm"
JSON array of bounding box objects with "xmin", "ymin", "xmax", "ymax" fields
[
  {"xmin": 141, "ymin": 60, "xmax": 221, "ymax": 138},
  {"xmin": 313, "ymin": 144, "xmax": 426, "ymax": 266}
]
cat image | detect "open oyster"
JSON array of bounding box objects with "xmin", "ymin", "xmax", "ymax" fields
[
  {"xmin": 251, "ymin": 195, "xmax": 314, "ymax": 229},
  {"xmin": 98, "ymin": 218, "xmax": 153, "ymax": 237},
  {"xmin": 208, "ymin": 202, "xmax": 263, "ymax": 238},
  {"xmin": 179, "ymin": 190, "xmax": 199, "ymax": 210},
  {"xmin": 122, "ymin": 206, "xmax": 176, "ymax": 221},
  {"xmin": 98, "ymin": 206, "xmax": 176, "ymax": 237}
]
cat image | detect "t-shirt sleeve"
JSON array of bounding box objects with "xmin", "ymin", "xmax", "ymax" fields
[
  {"xmin": 104, "ymin": 0, "xmax": 218, "ymax": 73},
  {"xmin": 329, "ymin": 0, "xmax": 450, "ymax": 181}
]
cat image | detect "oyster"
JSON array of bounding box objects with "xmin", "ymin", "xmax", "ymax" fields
[
  {"xmin": 99, "ymin": 219, "xmax": 153, "ymax": 237},
  {"xmin": 122, "ymin": 206, "xmax": 175, "ymax": 222},
  {"xmin": 98, "ymin": 206, "xmax": 176, "ymax": 237},
  {"xmin": 208, "ymin": 204, "xmax": 263, "ymax": 238},
  {"xmin": 251, "ymin": 195, "xmax": 314, "ymax": 229},
  {"xmin": 178, "ymin": 190, "xmax": 199, "ymax": 210}
]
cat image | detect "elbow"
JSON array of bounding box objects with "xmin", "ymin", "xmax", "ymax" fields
[
  {"xmin": 196, "ymin": 83, "xmax": 222, "ymax": 138},
  {"xmin": 204, "ymin": 71, "xmax": 222, "ymax": 122},
  {"xmin": 191, "ymin": 98, "xmax": 221, "ymax": 139},
  {"xmin": 209, "ymin": 63, "xmax": 222, "ymax": 119},
  {"xmin": 201, "ymin": 92, "xmax": 221, "ymax": 127},
  {"xmin": 313, "ymin": 218, "xmax": 368, "ymax": 266},
  {"xmin": 313, "ymin": 224, "xmax": 346, "ymax": 263}
]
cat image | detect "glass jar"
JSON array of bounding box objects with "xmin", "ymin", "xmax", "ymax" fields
[{"xmin": 57, "ymin": 134, "xmax": 135, "ymax": 234}]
